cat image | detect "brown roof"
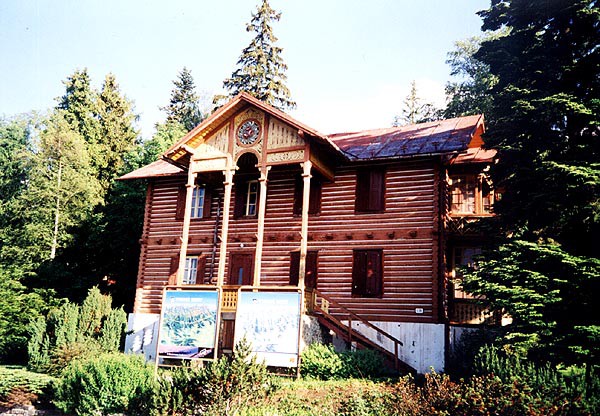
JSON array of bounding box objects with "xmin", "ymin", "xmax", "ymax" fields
[
  {"xmin": 449, "ymin": 146, "xmax": 497, "ymax": 165},
  {"xmin": 328, "ymin": 114, "xmax": 484, "ymax": 160},
  {"xmin": 118, "ymin": 159, "xmax": 184, "ymax": 180}
]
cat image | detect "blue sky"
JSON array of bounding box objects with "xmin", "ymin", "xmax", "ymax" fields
[{"xmin": 0, "ymin": 0, "xmax": 488, "ymax": 139}]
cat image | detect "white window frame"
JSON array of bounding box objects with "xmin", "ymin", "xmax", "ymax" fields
[
  {"xmin": 182, "ymin": 256, "xmax": 199, "ymax": 285},
  {"xmin": 245, "ymin": 180, "xmax": 258, "ymax": 216},
  {"xmin": 190, "ymin": 186, "xmax": 205, "ymax": 218}
]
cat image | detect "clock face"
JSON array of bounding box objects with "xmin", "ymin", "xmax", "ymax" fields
[{"xmin": 237, "ymin": 120, "xmax": 261, "ymax": 145}]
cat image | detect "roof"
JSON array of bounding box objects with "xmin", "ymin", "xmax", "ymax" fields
[
  {"xmin": 118, "ymin": 159, "xmax": 184, "ymax": 180},
  {"xmin": 328, "ymin": 114, "xmax": 485, "ymax": 160},
  {"xmin": 449, "ymin": 146, "xmax": 497, "ymax": 165},
  {"xmin": 164, "ymin": 92, "xmax": 341, "ymax": 163}
]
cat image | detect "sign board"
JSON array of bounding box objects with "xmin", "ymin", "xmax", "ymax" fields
[
  {"xmin": 234, "ymin": 290, "xmax": 302, "ymax": 367},
  {"xmin": 158, "ymin": 289, "xmax": 219, "ymax": 360}
]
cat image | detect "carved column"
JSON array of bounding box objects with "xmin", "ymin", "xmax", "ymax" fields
[
  {"xmin": 177, "ymin": 166, "xmax": 196, "ymax": 285},
  {"xmin": 298, "ymin": 161, "xmax": 312, "ymax": 288},
  {"xmin": 216, "ymin": 164, "xmax": 235, "ymax": 287},
  {"xmin": 253, "ymin": 166, "xmax": 271, "ymax": 286}
]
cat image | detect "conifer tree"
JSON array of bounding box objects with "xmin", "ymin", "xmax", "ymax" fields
[
  {"xmin": 96, "ymin": 73, "xmax": 138, "ymax": 191},
  {"xmin": 162, "ymin": 67, "xmax": 204, "ymax": 132},
  {"xmin": 222, "ymin": 0, "xmax": 296, "ymax": 111},
  {"xmin": 393, "ymin": 81, "xmax": 439, "ymax": 126},
  {"xmin": 462, "ymin": 0, "xmax": 600, "ymax": 369}
]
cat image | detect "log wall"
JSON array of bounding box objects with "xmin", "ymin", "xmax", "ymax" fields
[{"xmin": 134, "ymin": 159, "xmax": 441, "ymax": 324}]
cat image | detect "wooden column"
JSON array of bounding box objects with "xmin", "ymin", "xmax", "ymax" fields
[
  {"xmin": 298, "ymin": 161, "xmax": 312, "ymax": 288},
  {"xmin": 177, "ymin": 166, "xmax": 196, "ymax": 285},
  {"xmin": 253, "ymin": 166, "xmax": 271, "ymax": 286},
  {"xmin": 216, "ymin": 165, "xmax": 235, "ymax": 287}
]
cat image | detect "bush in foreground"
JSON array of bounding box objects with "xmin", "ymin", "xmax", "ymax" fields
[
  {"xmin": 53, "ymin": 353, "xmax": 156, "ymax": 415},
  {"xmin": 300, "ymin": 343, "xmax": 384, "ymax": 380},
  {"xmin": 0, "ymin": 365, "xmax": 55, "ymax": 408}
]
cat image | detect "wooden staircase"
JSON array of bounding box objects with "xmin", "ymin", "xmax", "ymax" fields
[{"xmin": 306, "ymin": 289, "xmax": 417, "ymax": 374}]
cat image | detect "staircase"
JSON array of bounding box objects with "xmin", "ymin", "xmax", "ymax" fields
[{"xmin": 306, "ymin": 289, "xmax": 416, "ymax": 374}]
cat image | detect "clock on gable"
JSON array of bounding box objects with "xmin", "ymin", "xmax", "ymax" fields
[{"xmin": 237, "ymin": 119, "xmax": 261, "ymax": 146}]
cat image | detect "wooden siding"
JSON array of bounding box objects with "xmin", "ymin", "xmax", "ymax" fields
[{"xmin": 134, "ymin": 160, "xmax": 440, "ymax": 323}]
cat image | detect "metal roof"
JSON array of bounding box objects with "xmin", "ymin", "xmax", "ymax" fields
[{"xmin": 328, "ymin": 114, "xmax": 484, "ymax": 160}]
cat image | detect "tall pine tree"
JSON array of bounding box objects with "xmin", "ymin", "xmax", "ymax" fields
[
  {"xmin": 96, "ymin": 73, "xmax": 139, "ymax": 192},
  {"xmin": 222, "ymin": 0, "xmax": 296, "ymax": 111},
  {"xmin": 462, "ymin": 0, "xmax": 600, "ymax": 370},
  {"xmin": 161, "ymin": 67, "xmax": 204, "ymax": 132}
]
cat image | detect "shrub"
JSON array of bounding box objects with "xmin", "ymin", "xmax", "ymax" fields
[
  {"xmin": 0, "ymin": 365, "xmax": 56, "ymax": 407},
  {"xmin": 27, "ymin": 286, "xmax": 127, "ymax": 374},
  {"xmin": 300, "ymin": 343, "xmax": 385, "ymax": 380},
  {"xmin": 300, "ymin": 343, "xmax": 344, "ymax": 380},
  {"xmin": 159, "ymin": 338, "xmax": 275, "ymax": 416},
  {"xmin": 53, "ymin": 352, "xmax": 157, "ymax": 415}
]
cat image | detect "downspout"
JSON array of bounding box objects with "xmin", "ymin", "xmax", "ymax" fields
[{"xmin": 209, "ymin": 195, "xmax": 222, "ymax": 284}]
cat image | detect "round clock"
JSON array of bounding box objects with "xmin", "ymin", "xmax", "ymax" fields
[{"xmin": 237, "ymin": 120, "xmax": 261, "ymax": 145}]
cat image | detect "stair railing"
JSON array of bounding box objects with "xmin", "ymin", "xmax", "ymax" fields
[{"xmin": 308, "ymin": 288, "xmax": 406, "ymax": 370}]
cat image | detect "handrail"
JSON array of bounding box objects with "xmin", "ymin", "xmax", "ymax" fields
[{"xmin": 309, "ymin": 289, "xmax": 406, "ymax": 369}]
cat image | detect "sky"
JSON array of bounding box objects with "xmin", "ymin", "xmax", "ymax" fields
[{"xmin": 0, "ymin": 0, "xmax": 489, "ymax": 139}]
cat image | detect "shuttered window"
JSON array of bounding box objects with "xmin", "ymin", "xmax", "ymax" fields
[
  {"xmin": 352, "ymin": 249, "xmax": 383, "ymax": 297},
  {"xmin": 168, "ymin": 254, "xmax": 206, "ymax": 285},
  {"xmin": 176, "ymin": 185, "xmax": 212, "ymax": 220},
  {"xmin": 355, "ymin": 168, "xmax": 385, "ymax": 213},
  {"xmin": 289, "ymin": 250, "xmax": 318, "ymax": 289},
  {"xmin": 293, "ymin": 177, "xmax": 322, "ymax": 216}
]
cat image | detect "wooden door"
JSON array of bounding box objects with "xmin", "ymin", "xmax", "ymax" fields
[{"xmin": 228, "ymin": 253, "xmax": 254, "ymax": 285}]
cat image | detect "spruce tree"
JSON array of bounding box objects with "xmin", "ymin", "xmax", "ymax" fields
[
  {"xmin": 222, "ymin": 0, "xmax": 296, "ymax": 111},
  {"xmin": 462, "ymin": 0, "xmax": 600, "ymax": 369},
  {"xmin": 392, "ymin": 81, "xmax": 439, "ymax": 126},
  {"xmin": 97, "ymin": 73, "xmax": 138, "ymax": 191},
  {"xmin": 162, "ymin": 67, "xmax": 204, "ymax": 132}
]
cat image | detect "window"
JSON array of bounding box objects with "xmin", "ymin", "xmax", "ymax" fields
[
  {"xmin": 176, "ymin": 185, "xmax": 211, "ymax": 220},
  {"xmin": 234, "ymin": 178, "xmax": 260, "ymax": 218},
  {"xmin": 449, "ymin": 174, "xmax": 493, "ymax": 215},
  {"xmin": 169, "ymin": 254, "xmax": 206, "ymax": 285},
  {"xmin": 293, "ymin": 177, "xmax": 322, "ymax": 216},
  {"xmin": 245, "ymin": 180, "xmax": 258, "ymax": 216},
  {"xmin": 451, "ymin": 246, "xmax": 481, "ymax": 299},
  {"xmin": 289, "ymin": 250, "xmax": 318, "ymax": 289},
  {"xmin": 352, "ymin": 249, "xmax": 383, "ymax": 297},
  {"xmin": 355, "ymin": 168, "xmax": 385, "ymax": 213}
]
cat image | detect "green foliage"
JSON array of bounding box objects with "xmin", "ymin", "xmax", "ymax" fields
[
  {"xmin": 165, "ymin": 338, "xmax": 275, "ymax": 416},
  {"xmin": 53, "ymin": 352, "xmax": 157, "ymax": 416},
  {"xmin": 222, "ymin": 0, "xmax": 296, "ymax": 111},
  {"xmin": 443, "ymin": 31, "xmax": 505, "ymax": 118},
  {"xmin": 393, "ymin": 80, "xmax": 441, "ymax": 126},
  {"xmin": 300, "ymin": 343, "xmax": 385, "ymax": 380},
  {"xmin": 27, "ymin": 287, "xmax": 126, "ymax": 374},
  {"xmin": 161, "ymin": 67, "xmax": 205, "ymax": 131},
  {"xmin": 462, "ymin": 0, "xmax": 600, "ymax": 371},
  {"xmin": 0, "ymin": 365, "xmax": 56, "ymax": 405}
]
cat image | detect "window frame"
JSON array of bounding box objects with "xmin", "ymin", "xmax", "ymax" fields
[
  {"xmin": 169, "ymin": 253, "xmax": 206, "ymax": 285},
  {"xmin": 234, "ymin": 176, "xmax": 260, "ymax": 219},
  {"xmin": 450, "ymin": 246, "xmax": 482, "ymax": 300},
  {"xmin": 289, "ymin": 250, "xmax": 318, "ymax": 288},
  {"xmin": 449, "ymin": 173, "xmax": 494, "ymax": 216},
  {"xmin": 352, "ymin": 249, "xmax": 383, "ymax": 298},
  {"xmin": 176, "ymin": 184, "xmax": 212, "ymax": 220},
  {"xmin": 293, "ymin": 177, "xmax": 322, "ymax": 216},
  {"xmin": 355, "ymin": 168, "xmax": 385, "ymax": 213}
]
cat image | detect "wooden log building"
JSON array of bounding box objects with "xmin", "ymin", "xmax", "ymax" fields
[{"xmin": 121, "ymin": 93, "xmax": 498, "ymax": 373}]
